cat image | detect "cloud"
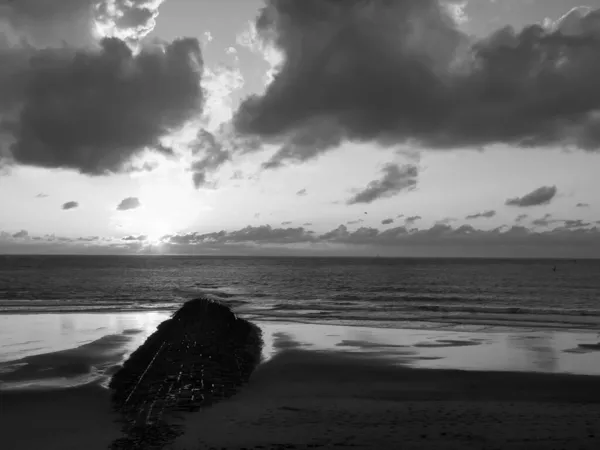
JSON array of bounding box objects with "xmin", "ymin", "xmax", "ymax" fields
[
  {"xmin": 296, "ymin": 188, "xmax": 307, "ymax": 196},
  {"xmin": 1, "ymin": 0, "xmax": 166, "ymax": 47},
  {"xmin": 4, "ymin": 221, "xmax": 600, "ymax": 257},
  {"xmin": 230, "ymin": 170, "xmax": 244, "ymax": 180},
  {"xmin": 0, "ymin": 1, "xmax": 204, "ymax": 176},
  {"xmin": 190, "ymin": 129, "xmax": 230, "ymax": 188},
  {"xmin": 158, "ymin": 222, "xmax": 600, "ymax": 257},
  {"xmin": 505, "ymin": 186, "xmax": 557, "ymax": 207},
  {"xmin": 163, "ymin": 225, "xmax": 315, "ymax": 246},
  {"xmin": 347, "ymin": 164, "xmax": 418, "ymax": 204},
  {"xmin": 35, "ymin": 193, "xmax": 48, "ymax": 198},
  {"xmin": 303, "ymin": 222, "xmax": 313, "ymax": 226},
  {"xmin": 281, "ymin": 221, "xmax": 292, "ymax": 225},
  {"xmin": 516, "ymin": 214, "xmax": 529, "ymax": 222},
  {"xmin": 560, "ymin": 219, "xmax": 591, "ymax": 229},
  {"xmin": 576, "ymin": 202, "xmax": 590, "ymax": 208},
  {"xmin": 436, "ymin": 217, "xmax": 456, "ymax": 225},
  {"xmin": 62, "ymin": 201, "xmax": 79, "ymax": 210},
  {"xmin": 12, "ymin": 229, "xmax": 29, "ymax": 239},
  {"xmin": 532, "ymin": 213, "xmax": 554, "ymax": 227},
  {"xmin": 381, "ymin": 218, "xmax": 394, "ymax": 225},
  {"xmin": 347, "ymin": 219, "xmax": 365, "ymax": 225},
  {"xmin": 116, "ymin": 197, "xmax": 141, "ymax": 211},
  {"xmin": 405, "ymin": 215, "xmax": 422, "ymax": 226},
  {"xmin": 122, "ymin": 235, "xmax": 147, "ymax": 241},
  {"xmin": 465, "ymin": 210, "xmax": 496, "ymax": 220},
  {"xmin": 232, "ymin": 1, "xmax": 600, "ymax": 167}
]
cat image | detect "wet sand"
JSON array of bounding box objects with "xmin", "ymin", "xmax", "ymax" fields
[
  {"xmin": 3, "ymin": 312, "xmax": 600, "ymax": 449},
  {"xmin": 173, "ymin": 349, "xmax": 600, "ymax": 449},
  {"xmin": 0, "ymin": 384, "xmax": 120, "ymax": 450}
]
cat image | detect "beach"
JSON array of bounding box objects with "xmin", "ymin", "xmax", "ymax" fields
[
  {"xmin": 2, "ymin": 311, "xmax": 600, "ymax": 449},
  {"xmin": 173, "ymin": 350, "xmax": 600, "ymax": 449}
]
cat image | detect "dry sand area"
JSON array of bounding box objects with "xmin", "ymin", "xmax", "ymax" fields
[{"xmin": 172, "ymin": 349, "xmax": 600, "ymax": 450}]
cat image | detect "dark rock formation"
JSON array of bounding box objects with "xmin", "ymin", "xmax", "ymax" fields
[{"xmin": 108, "ymin": 297, "xmax": 263, "ymax": 449}]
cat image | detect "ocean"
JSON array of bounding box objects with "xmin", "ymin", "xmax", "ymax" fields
[{"xmin": 1, "ymin": 255, "xmax": 599, "ymax": 331}]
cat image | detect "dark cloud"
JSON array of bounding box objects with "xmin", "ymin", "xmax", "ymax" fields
[
  {"xmin": 516, "ymin": 214, "xmax": 529, "ymax": 222},
  {"xmin": 296, "ymin": 188, "xmax": 307, "ymax": 196},
  {"xmin": 12, "ymin": 229, "xmax": 29, "ymax": 239},
  {"xmin": 116, "ymin": 197, "xmax": 141, "ymax": 211},
  {"xmin": 576, "ymin": 202, "xmax": 590, "ymax": 208},
  {"xmin": 505, "ymin": 186, "xmax": 557, "ymax": 207},
  {"xmin": 190, "ymin": 129, "xmax": 230, "ymax": 188},
  {"xmin": 347, "ymin": 219, "xmax": 364, "ymax": 225},
  {"xmin": 122, "ymin": 235, "xmax": 147, "ymax": 241},
  {"xmin": 465, "ymin": 210, "xmax": 496, "ymax": 220},
  {"xmin": 77, "ymin": 236, "xmax": 100, "ymax": 242},
  {"xmin": 381, "ymin": 218, "xmax": 394, "ymax": 225},
  {"xmin": 560, "ymin": 219, "xmax": 591, "ymax": 229},
  {"xmin": 163, "ymin": 225, "xmax": 315, "ymax": 246},
  {"xmin": 405, "ymin": 215, "xmax": 422, "ymax": 226},
  {"xmin": 397, "ymin": 214, "xmax": 405, "ymax": 219},
  {"xmin": 232, "ymin": 2, "xmax": 600, "ymax": 167},
  {"xmin": 4, "ymin": 222, "xmax": 600, "ymax": 257},
  {"xmin": 347, "ymin": 164, "xmax": 418, "ymax": 204},
  {"xmin": 532, "ymin": 213, "xmax": 554, "ymax": 227},
  {"xmin": 62, "ymin": 201, "xmax": 78, "ymax": 210},
  {"xmin": 0, "ymin": 36, "xmax": 203, "ymax": 175}
]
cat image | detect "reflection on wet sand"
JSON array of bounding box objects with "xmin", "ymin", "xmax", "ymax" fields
[
  {"xmin": 259, "ymin": 322, "xmax": 600, "ymax": 375},
  {"xmin": 2, "ymin": 313, "xmax": 600, "ymax": 391},
  {"xmin": 509, "ymin": 333, "xmax": 557, "ymax": 372}
]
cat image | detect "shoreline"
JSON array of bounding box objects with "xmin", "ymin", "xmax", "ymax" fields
[
  {"xmin": 2, "ymin": 302, "xmax": 600, "ymax": 449},
  {"xmin": 2, "ymin": 306, "xmax": 600, "ymax": 332},
  {"xmin": 3, "ymin": 311, "xmax": 600, "ymax": 392}
]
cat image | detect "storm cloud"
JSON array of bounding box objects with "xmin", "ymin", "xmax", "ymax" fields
[
  {"xmin": 232, "ymin": 1, "xmax": 600, "ymax": 166},
  {"xmin": 506, "ymin": 186, "xmax": 557, "ymax": 207},
  {"xmin": 347, "ymin": 164, "xmax": 418, "ymax": 204},
  {"xmin": 381, "ymin": 218, "xmax": 394, "ymax": 225},
  {"xmin": 116, "ymin": 197, "xmax": 141, "ymax": 211},
  {"xmin": 0, "ymin": 1, "xmax": 204, "ymax": 176}
]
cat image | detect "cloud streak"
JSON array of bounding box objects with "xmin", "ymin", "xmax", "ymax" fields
[
  {"xmin": 347, "ymin": 164, "xmax": 418, "ymax": 204},
  {"xmin": 465, "ymin": 210, "xmax": 496, "ymax": 220},
  {"xmin": 506, "ymin": 186, "xmax": 557, "ymax": 207}
]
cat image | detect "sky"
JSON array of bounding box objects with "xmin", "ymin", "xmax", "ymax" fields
[{"xmin": 1, "ymin": 0, "xmax": 600, "ymax": 257}]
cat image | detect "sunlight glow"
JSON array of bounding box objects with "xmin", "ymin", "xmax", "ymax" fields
[{"xmin": 112, "ymin": 168, "xmax": 210, "ymax": 241}]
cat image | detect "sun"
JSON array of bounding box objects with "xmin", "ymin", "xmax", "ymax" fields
[
  {"xmin": 144, "ymin": 220, "xmax": 173, "ymax": 245},
  {"xmin": 113, "ymin": 167, "xmax": 210, "ymax": 243}
]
